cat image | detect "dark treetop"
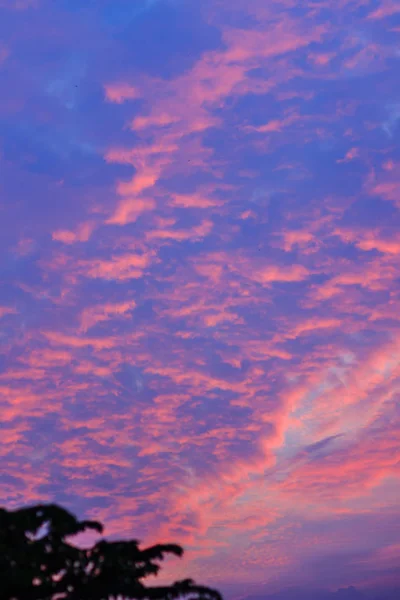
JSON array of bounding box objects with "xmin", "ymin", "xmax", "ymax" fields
[{"xmin": 0, "ymin": 503, "xmax": 223, "ymax": 600}]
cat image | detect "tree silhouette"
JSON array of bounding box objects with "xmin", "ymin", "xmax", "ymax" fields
[{"xmin": 0, "ymin": 503, "xmax": 223, "ymax": 600}]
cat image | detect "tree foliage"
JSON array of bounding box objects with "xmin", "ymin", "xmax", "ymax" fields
[{"xmin": 0, "ymin": 503, "xmax": 223, "ymax": 600}]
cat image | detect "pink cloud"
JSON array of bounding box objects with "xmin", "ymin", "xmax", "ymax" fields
[
  {"xmin": 43, "ymin": 331, "xmax": 116, "ymax": 350},
  {"xmin": 221, "ymin": 23, "xmax": 326, "ymax": 62},
  {"xmin": 1, "ymin": 0, "xmax": 400, "ymax": 593},
  {"xmin": 277, "ymin": 230, "xmax": 316, "ymax": 252},
  {"xmin": 283, "ymin": 317, "xmax": 342, "ymax": 340},
  {"xmin": 105, "ymin": 197, "xmax": 156, "ymax": 226},
  {"xmin": 0, "ymin": 0, "xmax": 38, "ymax": 8},
  {"xmin": 104, "ymin": 83, "xmax": 139, "ymax": 104},
  {"xmin": 0, "ymin": 44, "xmax": 9, "ymax": 65},
  {"xmin": 170, "ymin": 192, "xmax": 224, "ymax": 209},
  {"xmin": 0, "ymin": 306, "xmax": 17, "ymax": 318},
  {"xmin": 275, "ymin": 428, "xmax": 399, "ymax": 502},
  {"xmin": 146, "ymin": 219, "xmax": 213, "ymax": 242},
  {"xmin": 367, "ymin": 1, "xmax": 400, "ymax": 19},
  {"xmin": 333, "ymin": 227, "xmax": 400, "ymax": 254},
  {"xmin": 101, "ymin": 10, "xmax": 326, "ymax": 240},
  {"xmin": 308, "ymin": 52, "xmax": 336, "ymax": 66},
  {"xmin": 76, "ymin": 251, "xmax": 155, "ymax": 281},
  {"xmin": 52, "ymin": 221, "xmax": 96, "ymax": 244},
  {"xmin": 337, "ymin": 147, "xmax": 360, "ymax": 163},
  {"xmin": 131, "ymin": 113, "xmax": 181, "ymax": 131},
  {"xmin": 244, "ymin": 115, "xmax": 300, "ymax": 133},
  {"xmin": 79, "ymin": 300, "xmax": 136, "ymax": 333},
  {"xmin": 252, "ymin": 264, "xmax": 310, "ymax": 284},
  {"xmin": 371, "ymin": 181, "xmax": 400, "ymax": 206}
]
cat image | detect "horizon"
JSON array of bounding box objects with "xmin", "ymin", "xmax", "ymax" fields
[{"xmin": 0, "ymin": 0, "xmax": 399, "ymax": 598}]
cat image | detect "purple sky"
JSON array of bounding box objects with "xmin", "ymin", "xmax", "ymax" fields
[{"xmin": 0, "ymin": 0, "xmax": 400, "ymax": 597}]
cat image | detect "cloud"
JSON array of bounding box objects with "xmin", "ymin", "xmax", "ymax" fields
[
  {"xmin": 104, "ymin": 83, "xmax": 139, "ymax": 104},
  {"xmin": 76, "ymin": 252, "xmax": 155, "ymax": 281},
  {"xmin": 146, "ymin": 218, "xmax": 213, "ymax": 242},
  {"xmin": 0, "ymin": 0, "xmax": 38, "ymax": 9},
  {"xmin": 251, "ymin": 264, "xmax": 310, "ymax": 284},
  {"xmin": 1, "ymin": 0, "xmax": 400, "ymax": 595},
  {"xmin": 0, "ymin": 306, "xmax": 17, "ymax": 318},
  {"xmin": 105, "ymin": 197, "xmax": 156, "ymax": 226},
  {"xmin": 332, "ymin": 227, "xmax": 400, "ymax": 255},
  {"xmin": 303, "ymin": 434, "xmax": 345, "ymax": 455},
  {"xmin": 43, "ymin": 331, "xmax": 117, "ymax": 350},
  {"xmin": 52, "ymin": 221, "xmax": 96, "ymax": 244},
  {"xmin": 367, "ymin": 2, "xmax": 400, "ymax": 20},
  {"xmin": 0, "ymin": 44, "xmax": 9, "ymax": 65},
  {"xmin": 79, "ymin": 300, "xmax": 136, "ymax": 333}
]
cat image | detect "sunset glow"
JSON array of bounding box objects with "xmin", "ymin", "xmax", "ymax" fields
[{"xmin": 0, "ymin": 1, "xmax": 399, "ymax": 598}]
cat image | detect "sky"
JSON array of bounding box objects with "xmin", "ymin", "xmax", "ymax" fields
[{"xmin": 0, "ymin": 0, "xmax": 399, "ymax": 598}]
